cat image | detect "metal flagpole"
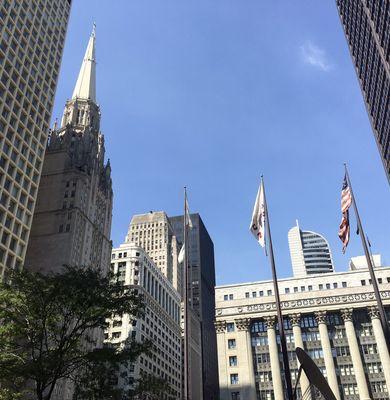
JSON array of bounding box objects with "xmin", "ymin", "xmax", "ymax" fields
[
  {"xmin": 183, "ymin": 187, "xmax": 190, "ymax": 400},
  {"xmin": 262, "ymin": 177, "xmax": 294, "ymax": 400},
  {"xmin": 344, "ymin": 165, "xmax": 390, "ymax": 351}
]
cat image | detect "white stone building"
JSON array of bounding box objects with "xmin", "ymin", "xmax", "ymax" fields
[
  {"xmin": 215, "ymin": 267, "xmax": 390, "ymax": 400},
  {"xmin": 106, "ymin": 243, "xmax": 182, "ymax": 399}
]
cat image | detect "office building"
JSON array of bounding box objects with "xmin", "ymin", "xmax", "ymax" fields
[
  {"xmin": 350, "ymin": 254, "xmax": 382, "ymax": 270},
  {"xmin": 25, "ymin": 27, "xmax": 113, "ymax": 276},
  {"xmin": 336, "ymin": 1, "xmax": 390, "ymax": 182},
  {"xmin": 126, "ymin": 211, "xmax": 181, "ymax": 294},
  {"xmin": 170, "ymin": 213, "xmax": 219, "ymax": 399},
  {"xmin": 126, "ymin": 211, "xmax": 203, "ymax": 399},
  {"xmin": 215, "ymin": 266, "xmax": 390, "ymax": 400},
  {"xmin": 106, "ymin": 243, "xmax": 182, "ymax": 399},
  {"xmin": 0, "ymin": 0, "xmax": 71, "ymax": 277},
  {"xmin": 288, "ymin": 221, "xmax": 334, "ymax": 277}
]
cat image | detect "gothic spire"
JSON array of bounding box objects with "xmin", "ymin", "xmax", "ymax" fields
[{"xmin": 72, "ymin": 24, "xmax": 96, "ymax": 102}]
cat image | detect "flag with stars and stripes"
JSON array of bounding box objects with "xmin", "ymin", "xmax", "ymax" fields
[{"xmin": 338, "ymin": 173, "xmax": 352, "ymax": 253}]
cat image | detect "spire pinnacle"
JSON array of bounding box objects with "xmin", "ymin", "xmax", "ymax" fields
[{"xmin": 72, "ymin": 25, "xmax": 96, "ymax": 102}]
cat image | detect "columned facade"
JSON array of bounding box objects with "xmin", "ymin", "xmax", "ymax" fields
[
  {"xmin": 314, "ymin": 311, "xmax": 341, "ymax": 400},
  {"xmin": 290, "ymin": 313, "xmax": 311, "ymax": 400},
  {"xmin": 215, "ymin": 267, "xmax": 390, "ymax": 400}
]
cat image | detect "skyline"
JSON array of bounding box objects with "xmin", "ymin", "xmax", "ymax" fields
[{"xmin": 51, "ymin": 0, "xmax": 390, "ymax": 286}]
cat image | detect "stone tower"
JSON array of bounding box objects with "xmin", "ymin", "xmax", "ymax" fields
[{"xmin": 25, "ymin": 27, "xmax": 113, "ymax": 276}]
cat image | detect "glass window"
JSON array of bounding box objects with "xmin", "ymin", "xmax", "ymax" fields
[
  {"xmin": 229, "ymin": 356, "xmax": 238, "ymax": 367},
  {"xmin": 285, "ymin": 288, "xmax": 290, "ymax": 294},
  {"xmin": 224, "ymin": 295, "xmax": 228, "ymax": 301},
  {"xmin": 230, "ymin": 374, "xmax": 239, "ymax": 385},
  {"xmin": 252, "ymin": 291, "xmax": 257, "ymax": 298},
  {"xmin": 228, "ymin": 339, "xmax": 236, "ymax": 349},
  {"xmin": 226, "ymin": 323, "xmax": 235, "ymax": 333},
  {"xmin": 229, "ymin": 294, "xmax": 234, "ymax": 300},
  {"xmin": 245, "ymin": 292, "xmax": 249, "ymax": 298},
  {"xmin": 267, "ymin": 290, "xmax": 272, "ymax": 296},
  {"xmin": 231, "ymin": 392, "xmax": 240, "ymax": 400}
]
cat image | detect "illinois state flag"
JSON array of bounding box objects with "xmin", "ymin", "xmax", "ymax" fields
[{"xmin": 250, "ymin": 181, "xmax": 266, "ymax": 247}]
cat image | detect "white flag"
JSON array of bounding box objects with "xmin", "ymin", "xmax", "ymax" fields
[
  {"xmin": 178, "ymin": 245, "xmax": 185, "ymax": 264},
  {"xmin": 185, "ymin": 198, "xmax": 193, "ymax": 229},
  {"xmin": 250, "ymin": 181, "xmax": 266, "ymax": 247}
]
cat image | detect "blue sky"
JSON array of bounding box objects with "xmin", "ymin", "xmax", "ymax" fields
[{"xmin": 52, "ymin": 1, "xmax": 390, "ymax": 285}]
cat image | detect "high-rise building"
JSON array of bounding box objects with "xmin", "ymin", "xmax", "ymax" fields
[
  {"xmin": 0, "ymin": 0, "xmax": 71, "ymax": 278},
  {"xmin": 215, "ymin": 266, "xmax": 390, "ymax": 400},
  {"xmin": 25, "ymin": 27, "xmax": 113, "ymax": 276},
  {"xmin": 125, "ymin": 211, "xmax": 181, "ymax": 293},
  {"xmin": 336, "ymin": 1, "xmax": 390, "ymax": 183},
  {"xmin": 170, "ymin": 213, "xmax": 219, "ymax": 400},
  {"xmin": 288, "ymin": 221, "xmax": 334, "ymax": 277},
  {"xmin": 106, "ymin": 243, "xmax": 182, "ymax": 399},
  {"xmin": 125, "ymin": 211, "xmax": 203, "ymax": 400}
]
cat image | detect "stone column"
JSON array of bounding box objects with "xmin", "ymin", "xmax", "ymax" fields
[
  {"xmin": 341, "ymin": 309, "xmax": 370, "ymax": 400},
  {"xmin": 235, "ymin": 318, "xmax": 257, "ymax": 400},
  {"xmin": 290, "ymin": 313, "xmax": 311, "ymax": 400},
  {"xmin": 265, "ymin": 315, "xmax": 284, "ymax": 400},
  {"xmin": 214, "ymin": 320, "xmax": 228, "ymax": 400},
  {"xmin": 315, "ymin": 311, "xmax": 341, "ymax": 400},
  {"xmin": 368, "ymin": 306, "xmax": 390, "ymax": 390}
]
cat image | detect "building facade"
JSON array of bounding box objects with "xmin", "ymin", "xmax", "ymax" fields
[
  {"xmin": 106, "ymin": 243, "xmax": 182, "ymax": 399},
  {"xmin": 25, "ymin": 27, "xmax": 113, "ymax": 276},
  {"xmin": 126, "ymin": 211, "xmax": 181, "ymax": 293},
  {"xmin": 0, "ymin": 0, "xmax": 71, "ymax": 277},
  {"xmin": 288, "ymin": 221, "xmax": 334, "ymax": 277},
  {"xmin": 336, "ymin": 0, "xmax": 390, "ymax": 183},
  {"xmin": 170, "ymin": 213, "xmax": 219, "ymax": 400},
  {"xmin": 216, "ymin": 267, "xmax": 390, "ymax": 400}
]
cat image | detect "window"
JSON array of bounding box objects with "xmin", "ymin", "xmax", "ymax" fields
[
  {"xmin": 252, "ymin": 336, "xmax": 268, "ymax": 346},
  {"xmin": 229, "ymin": 356, "xmax": 237, "ymax": 367},
  {"xmin": 326, "ymin": 283, "xmax": 331, "ymax": 289},
  {"xmin": 252, "ymin": 291, "xmax": 257, "ymax": 298},
  {"xmin": 340, "ymin": 365, "xmax": 354, "ymax": 376},
  {"xmin": 224, "ymin": 295, "xmax": 228, "ymax": 301},
  {"xmin": 336, "ymin": 346, "xmax": 350, "ymax": 356},
  {"xmin": 226, "ymin": 323, "xmax": 235, "ymax": 333},
  {"xmin": 285, "ymin": 288, "xmax": 290, "ymax": 294},
  {"xmin": 228, "ymin": 339, "xmax": 236, "ymax": 349},
  {"xmin": 231, "ymin": 392, "xmax": 240, "ymax": 400},
  {"xmin": 294, "ymin": 287, "xmax": 298, "ymax": 293},
  {"xmin": 267, "ymin": 290, "xmax": 272, "ymax": 296},
  {"xmin": 361, "ymin": 280, "xmax": 366, "ymax": 286},
  {"xmin": 245, "ymin": 292, "xmax": 249, "ymax": 298},
  {"xmin": 300, "ymin": 286, "xmax": 305, "ymax": 292},
  {"xmin": 319, "ymin": 284, "xmax": 323, "ymax": 290},
  {"xmin": 367, "ymin": 362, "xmax": 382, "ymax": 374},
  {"xmin": 362, "ymin": 344, "xmax": 377, "ymax": 355},
  {"xmin": 343, "ymin": 384, "xmax": 358, "ymax": 395},
  {"xmin": 229, "ymin": 294, "xmax": 234, "ymax": 300},
  {"xmin": 333, "ymin": 283, "xmax": 338, "ymax": 288},
  {"xmin": 230, "ymin": 374, "xmax": 239, "ymax": 385},
  {"xmin": 342, "ymin": 282, "xmax": 347, "ymax": 288},
  {"xmin": 259, "ymin": 291, "xmax": 264, "ymax": 297},
  {"xmin": 308, "ymin": 285, "xmax": 313, "ymax": 291}
]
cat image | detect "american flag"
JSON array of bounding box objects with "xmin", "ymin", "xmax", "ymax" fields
[{"xmin": 338, "ymin": 173, "xmax": 352, "ymax": 253}]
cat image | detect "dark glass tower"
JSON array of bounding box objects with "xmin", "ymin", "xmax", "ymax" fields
[
  {"xmin": 169, "ymin": 213, "xmax": 219, "ymax": 400},
  {"xmin": 336, "ymin": 0, "xmax": 390, "ymax": 183}
]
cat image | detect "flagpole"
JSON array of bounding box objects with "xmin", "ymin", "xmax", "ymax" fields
[
  {"xmin": 344, "ymin": 165, "xmax": 390, "ymax": 351},
  {"xmin": 262, "ymin": 177, "xmax": 294, "ymax": 400},
  {"xmin": 183, "ymin": 187, "xmax": 190, "ymax": 400}
]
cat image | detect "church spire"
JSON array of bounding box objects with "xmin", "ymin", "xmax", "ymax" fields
[{"xmin": 72, "ymin": 24, "xmax": 96, "ymax": 102}]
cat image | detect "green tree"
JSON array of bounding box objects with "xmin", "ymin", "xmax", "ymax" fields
[
  {"xmin": 126, "ymin": 371, "xmax": 172, "ymax": 400},
  {"xmin": 0, "ymin": 266, "xmax": 148, "ymax": 400}
]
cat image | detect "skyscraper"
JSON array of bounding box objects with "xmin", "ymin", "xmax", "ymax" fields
[
  {"xmin": 25, "ymin": 27, "xmax": 113, "ymax": 277},
  {"xmin": 169, "ymin": 213, "xmax": 219, "ymax": 400},
  {"xmin": 288, "ymin": 221, "xmax": 334, "ymax": 277},
  {"xmin": 0, "ymin": 0, "xmax": 71, "ymax": 277},
  {"xmin": 336, "ymin": 1, "xmax": 390, "ymax": 182},
  {"xmin": 125, "ymin": 211, "xmax": 181, "ymax": 293}
]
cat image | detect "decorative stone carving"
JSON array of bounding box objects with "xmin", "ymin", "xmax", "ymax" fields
[
  {"xmin": 235, "ymin": 318, "xmax": 251, "ymax": 331},
  {"xmin": 341, "ymin": 308, "xmax": 354, "ymax": 322},
  {"xmin": 289, "ymin": 313, "xmax": 301, "ymax": 327},
  {"xmin": 368, "ymin": 306, "xmax": 380, "ymax": 320},
  {"xmin": 315, "ymin": 311, "xmax": 327, "ymax": 324},
  {"xmin": 264, "ymin": 315, "xmax": 277, "ymax": 329},
  {"xmin": 214, "ymin": 320, "xmax": 226, "ymax": 333}
]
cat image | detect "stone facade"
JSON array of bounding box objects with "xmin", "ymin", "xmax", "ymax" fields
[
  {"xmin": 216, "ymin": 267, "xmax": 390, "ymax": 400},
  {"xmin": 25, "ymin": 28, "xmax": 112, "ymax": 276},
  {"xmin": 106, "ymin": 244, "xmax": 182, "ymax": 399}
]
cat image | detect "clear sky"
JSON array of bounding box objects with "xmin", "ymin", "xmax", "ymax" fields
[{"xmin": 52, "ymin": 1, "xmax": 390, "ymax": 286}]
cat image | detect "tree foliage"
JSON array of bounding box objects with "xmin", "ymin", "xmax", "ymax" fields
[{"xmin": 0, "ymin": 266, "xmax": 147, "ymax": 400}]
